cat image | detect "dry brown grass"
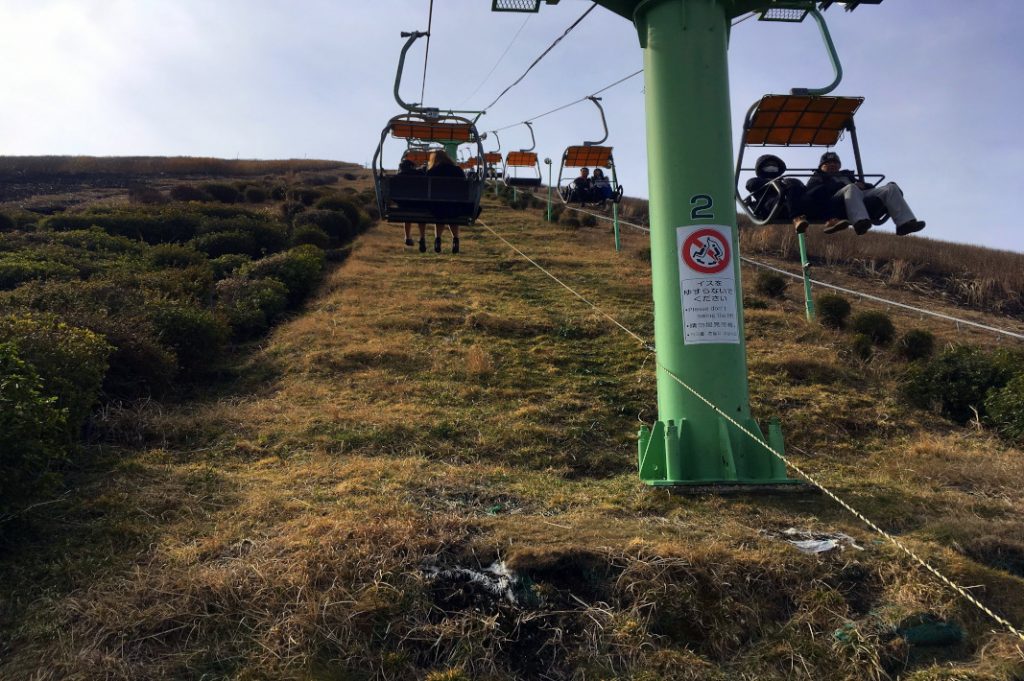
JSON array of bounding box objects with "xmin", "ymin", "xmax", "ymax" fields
[{"xmin": 1, "ymin": 195, "xmax": 1023, "ymax": 679}]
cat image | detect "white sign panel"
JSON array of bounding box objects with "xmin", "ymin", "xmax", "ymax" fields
[{"xmin": 676, "ymin": 225, "xmax": 739, "ymax": 345}]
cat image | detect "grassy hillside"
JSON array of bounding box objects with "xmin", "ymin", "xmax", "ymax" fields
[{"xmin": 1, "ymin": 185, "xmax": 1023, "ymax": 679}]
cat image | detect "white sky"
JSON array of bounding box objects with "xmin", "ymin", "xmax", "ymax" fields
[{"xmin": 0, "ymin": 1, "xmax": 1021, "ymax": 252}]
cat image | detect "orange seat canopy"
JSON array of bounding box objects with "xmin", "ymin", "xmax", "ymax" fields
[
  {"xmin": 458, "ymin": 158, "xmax": 478, "ymax": 170},
  {"xmin": 484, "ymin": 152, "xmax": 503, "ymax": 164},
  {"xmin": 745, "ymin": 95, "xmax": 864, "ymax": 146},
  {"xmin": 402, "ymin": 150, "xmax": 432, "ymax": 165},
  {"xmin": 392, "ymin": 121, "xmax": 476, "ymax": 143},
  {"xmin": 505, "ymin": 151, "xmax": 538, "ymax": 167},
  {"xmin": 563, "ymin": 145, "xmax": 614, "ymax": 168}
]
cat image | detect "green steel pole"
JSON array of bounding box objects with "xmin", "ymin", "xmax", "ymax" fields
[
  {"xmin": 798, "ymin": 232, "xmax": 815, "ymax": 321},
  {"xmin": 627, "ymin": 0, "xmax": 790, "ymax": 485}
]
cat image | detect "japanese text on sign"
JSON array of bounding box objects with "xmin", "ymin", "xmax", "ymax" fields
[{"xmin": 676, "ymin": 225, "xmax": 739, "ymax": 345}]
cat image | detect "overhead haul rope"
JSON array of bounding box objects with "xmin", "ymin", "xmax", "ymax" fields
[
  {"xmin": 420, "ymin": 0, "xmax": 435, "ymax": 104},
  {"xmin": 505, "ymin": 185, "xmax": 1024, "ymax": 342},
  {"xmin": 482, "ymin": 3, "xmax": 597, "ymax": 111},
  {"xmin": 476, "ymin": 216, "xmax": 1024, "ymax": 643},
  {"xmin": 460, "ymin": 15, "xmax": 532, "ymax": 107}
]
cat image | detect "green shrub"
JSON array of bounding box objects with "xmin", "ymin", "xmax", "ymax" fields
[
  {"xmin": 562, "ymin": 217, "xmax": 581, "ymax": 229},
  {"xmin": 48, "ymin": 227, "xmax": 141, "ymax": 255},
  {"xmin": 43, "ymin": 206, "xmax": 201, "ymax": 244},
  {"xmin": 0, "ymin": 256, "xmax": 77, "ymax": 289},
  {"xmin": 986, "ymin": 373, "xmax": 1024, "ymax": 445},
  {"xmin": 292, "ymin": 225, "xmax": 331, "ymax": 248},
  {"xmin": 190, "ymin": 230, "xmax": 257, "ymax": 258},
  {"xmin": 169, "ymin": 184, "xmax": 211, "ymax": 202},
  {"xmin": 294, "ymin": 209, "xmax": 353, "ymax": 243},
  {"xmin": 216, "ymin": 276, "xmax": 289, "ymax": 339},
  {"xmin": 850, "ymin": 333, "xmax": 874, "ymax": 361},
  {"xmin": 241, "ymin": 245, "xmax": 326, "ymax": 306},
  {"xmin": 0, "ymin": 314, "xmax": 110, "ymax": 435},
  {"xmin": 210, "ymin": 253, "xmax": 252, "ymax": 279},
  {"xmin": 280, "ymin": 201, "xmax": 306, "ymax": 224},
  {"xmin": 289, "ymin": 188, "xmax": 323, "ymax": 206},
  {"xmin": 755, "ymin": 272, "xmax": 788, "ymax": 299},
  {"xmin": 128, "ymin": 184, "xmax": 167, "ymax": 205},
  {"xmin": 816, "ymin": 294, "xmax": 851, "ymax": 329},
  {"xmin": 269, "ymin": 185, "xmax": 287, "ymax": 201},
  {"xmin": 896, "ymin": 329, "xmax": 936, "ymax": 361},
  {"xmin": 244, "ymin": 187, "xmax": 268, "ymax": 203},
  {"xmin": 200, "ymin": 183, "xmax": 241, "ymax": 204},
  {"xmin": 903, "ymin": 346, "xmax": 1015, "ymax": 424},
  {"xmin": 850, "ymin": 311, "xmax": 895, "ymax": 345},
  {"xmin": 149, "ymin": 244, "xmax": 207, "ymax": 269},
  {"xmin": 548, "ymin": 205, "xmax": 565, "ymax": 222},
  {"xmin": 314, "ymin": 195, "xmax": 354, "ymax": 212},
  {"xmin": 151, "ymin": 304, "xmax": 229, "ymax": 375},
  {"xmin": 0, "ymin": 212, "xmax": 16, "ymax": 232},
  {"xmin": 0, "ymin": 343, "xmax": 68, "ymax": 517},
  {"xmin": 580, "ymin": 214, "xmax": 598, "ymax": 228},
  {"xmin": 317, "ymin": 196, "xmax": 367, "ymax": 232}
]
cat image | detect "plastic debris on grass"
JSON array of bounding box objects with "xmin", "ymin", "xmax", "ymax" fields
[
  {"xmin": 764, "ymin": 527, "xmax": 865, "ymax": 554},
  {"xmin": 422, "ymin": 560, "xmax": 523, "ymax": 605}
]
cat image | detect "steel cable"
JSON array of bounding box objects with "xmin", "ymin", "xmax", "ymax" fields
[{"xmin": 420, "ymin": 0, "xmax": 434, "ymax": 105}]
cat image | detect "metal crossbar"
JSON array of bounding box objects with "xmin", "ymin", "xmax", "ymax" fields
[{"xmin": 476, "ymin": 216, "xmax": 1024, "ymax": 644}]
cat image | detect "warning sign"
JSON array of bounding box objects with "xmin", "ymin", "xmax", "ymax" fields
[{"xmin": 676, "ymin": 225, "xmax": 739, "ymax": 345}]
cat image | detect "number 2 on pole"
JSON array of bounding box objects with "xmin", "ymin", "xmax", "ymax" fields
[{"xmin": 690, "ymin": 194, "xmax": 714, "ymax": 220}]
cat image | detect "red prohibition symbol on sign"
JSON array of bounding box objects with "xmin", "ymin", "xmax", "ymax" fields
[{"xmin": 682, "ymin": 228, "xmax": 731, "ymax": 274}]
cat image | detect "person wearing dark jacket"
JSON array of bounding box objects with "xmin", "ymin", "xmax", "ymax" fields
[
  {"xmin": 426, "ymin": 150, "xmax": 466, "ymax": 254},
  {"xmin": 397, "ymin": 159, "xmax": 428, "ymax": 251},
  {"xmin": 805, "ymin": 151, "xmax": 925, "ymax": 236}
]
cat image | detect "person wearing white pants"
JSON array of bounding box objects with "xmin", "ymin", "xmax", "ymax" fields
[{"xmin": 807, "ymin": 151, "xmax": 926, "ymax": 236}]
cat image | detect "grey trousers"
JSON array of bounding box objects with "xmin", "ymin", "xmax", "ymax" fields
[{"xmin": 835, "ymin": 182, "xmax": 916, "ymax": 225}]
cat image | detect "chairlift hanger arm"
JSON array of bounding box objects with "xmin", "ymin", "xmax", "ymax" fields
[
  {"xmin": 584, "ymin": 96, "xmax": 609, "ymax": 146},
  {"xmin": 792, "ymin": 7, "xmax": 843, "ymax": 96},
  {"xmin": 520, "ymin": 121, "xmax": 537, "ymax": 152},
  {"xmin": 394, "ymin": 31, "xmax": 488, "ymax": 117}
]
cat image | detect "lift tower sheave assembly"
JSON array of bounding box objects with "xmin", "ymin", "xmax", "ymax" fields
[{"xmin": 490, "ymin": 0, "xmax": 881, "ymax": 488}]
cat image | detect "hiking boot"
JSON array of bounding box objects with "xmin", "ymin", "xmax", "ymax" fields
[
  {"xmin": 896, "ymin": 219, "xmax": 926, "ymax": 236},
  {"xmin": 822, "ymin": 218, "xmax": 850, "ymax": 234},
  {"xmin": 434, "ymin": 237, "xmax": 442, "ymax": 253},
  {"xmin": 793, "ymin": 215, "xmax": 809, "ymax": 234},
  {"xmin": 451, "ymin": 237, "xmax": 460, "ymax": 254},
  {"xmin": 405, "ymin": 238, "xmax": 414, "ymax": 246},
  {"xmin": 419, "ymin": 238, "xmax": 427, "ymax": 253},
  {"xmin": 853, "ymin": 218, "xmax": 873, "ymax": 235}
]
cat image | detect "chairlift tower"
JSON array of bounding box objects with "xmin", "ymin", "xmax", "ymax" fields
[{"xmin": 491, "ymin": 0, "xmax": 881, "ymax": 487}]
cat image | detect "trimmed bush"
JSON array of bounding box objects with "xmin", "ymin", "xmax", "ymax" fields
[
  {"xmin": 0, "ymin": 256, "xmax": 77, "ymax": 289},
  {"xmin": 289, "ymin": 188, "xmax": 323, "ymax": 206},
  {"xmin": 897, "ymin": 329, "xmax": 936, "ymax": 361},
  {"xmin": 0, "ymin": 212, "xmax": 17, "ymax": 232},
  {"xmin": 169, "ymin": 184, "xmax": 211, "ymax": 202},
  {"xmin": 561, "ymin": 217, "xmax": 581, "ymax": 229},
  {"xmin": 548, "ymin": 205, "xmax": 565, "ymax": 223},
  {"xmin": 816, "ymin": 294, "xmax": 851, "ymax": 329},
  {"xmin": 269, "ymin": 185, "xmax": 288, "ymax": 201},
  {"xmin": 850, "ymin": 311, "xmax": 895, "ymax": 346},
  {"xmin": 0, "ymin": 343, "xmax": 68, "ymax": 517},
  {"xmin": 0, "ymin": 314, "xmax": 110, "ymax": 435},
  {"xmin": 851, "ymin": 333, "xmax": 874, "ymax": 361},
  {"xmin": 49, "ymin": 228, "xmax": 141, "ymax": 255},
  {"xmin": 151, "ymin": 304, "xmax": 229, "ymax": 375},
  {"xmin": 128, "ymin": 184, "xmax": 167, "ymax": 205},
  {"xmin": 280, "ymin": 201, "xmax": 306, "ymax": 224},
  {"xmin": 190, "ymin": 230, "xmax": 257, "ymax": 258},
  {"xmin": 43, "ymin": 206, "xmax": 201, "ymax": 244},
  {"xmin": 903, "ymin": 346, "xmax": 1014, "ymax": 424},
  {"xmin": 149, "ymin": 244, "xmax": 207, "ymax": 269},
  {"xmin": 580, "ymin": 214, "xmax": 598, "ymax": 228},
  {"xmin": 986, "ymin": 373, "xmax": 1024, "ymax": 445},
  {"xmin": 755, "ymin": 272, "xmax": 788, "ymax": 299},
  {"xmin": 216, "ymin": 276, "xmax": 289, "ymax": 339},
  {"xmin": 244, "ymin": 187, "xmax": 268, "ymax": 203},
  {"xmin": 210, "ymin": 253, "xmax": 252, "ymax": 279},
  {"xmin": 200, "ymin": 183, "xmax": 241, "ymax": 204},
  {"xmin": 294, "ymin": 209, "xmax": 353, "ymax": 244},
  {"xmin": 241, "ymin": 244, "xmax": 326, "ymax": 306},
  {"xmin": 291, "ymin": 225, "xmax": 331, "ymax": 248}
]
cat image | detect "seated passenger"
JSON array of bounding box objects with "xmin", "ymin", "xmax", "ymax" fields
[
  {"xmin": 564, "ymin": 167, "xmax": 592, "ymax": 203},
  {"xmin": 744, "ymin": 154, "xmax": 807, "ymax": 228},
  {"xmin": 426, "ymin": 150, "xmax": 466, "ymax": 254},
  {"xmin": 396, "ymin": 159, "xmax": 427, "ymax": 251},
  {"xmin": 804, "ymin": 151, "xmax": 925, "ymax": 236},
  {"xmin": 591, "ymin": 168, "xmax": 613, "ymax": 201}
]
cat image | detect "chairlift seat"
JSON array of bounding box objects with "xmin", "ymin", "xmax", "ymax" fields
[
  {"xmin": 505, "ymin": 176, "xmax": 543, "ymax": 187},
  {"xmin": 382, "ymin": 174, "xmax": 483, "ymax": 225}
]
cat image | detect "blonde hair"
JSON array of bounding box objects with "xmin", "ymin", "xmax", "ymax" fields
[{"xmin": 427, "ymin": 150, "xmax": 456, "ymax": 171}]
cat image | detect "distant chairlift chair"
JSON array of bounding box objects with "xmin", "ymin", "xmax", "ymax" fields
[
  {"xmin": 558, "ymin": 96, "xmax": 624, "ymax": 207},
  {"xmin": 502, "ymin": 121, "xmax": 543, "ymax": 188}
]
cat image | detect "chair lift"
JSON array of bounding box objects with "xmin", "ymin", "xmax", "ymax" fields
[
  {"xmin": 481, "ymin": 132, "xmax": 504, "ymax": 179},
  {"xmin": 373, "ymin": 30, "xmax": 486, "ymax": 226},
  {"xmin": 557, "ymin": 96, "xmax": 624, "ymax": 207},
  {"xmin": 735, "ymin": 5, "xmax": 889, "ymax": 228},
  {"xmin": 502, "ymin": 122, "xmax": 543, "ymax": 188}
]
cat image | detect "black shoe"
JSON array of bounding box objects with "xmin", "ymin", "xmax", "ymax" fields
[
  {"xmin": 822, "ymin": 218, "xmax": 850, "ymax": 234},
  {"xmin": 405, "ymin": 238, "xmax": 414, "ymax": 246},
  {"xmin": 793, "ymin": 215, "xmax": 809, "ymax": 234},
  {"xmin": 896, "ymin": 219, "xmax": 926, "ymax": 236},
  {"xmin": 418, "ymin": 238, "xmax": 427, "ymax": 253},
  {"xmin": 451, "ymin": 238, "xmax": 460, "ymax": 254},
  {"xmin": 434, "ymin": 237, "xmax": 442, "ymax": 253},
  {"xmin": 853, "ymin": 218, "xmax": 873, "ymax": 235}
]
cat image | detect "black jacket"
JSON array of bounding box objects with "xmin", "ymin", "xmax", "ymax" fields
[{"xmin": 804, "ymin": 169, "xmax": 858, "ymax": 219}]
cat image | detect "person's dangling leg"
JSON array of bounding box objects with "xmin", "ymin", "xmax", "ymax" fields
[
  {"xmin": 449, "ymin": 224, "xmax": 460, "ymax": 254},
  {"xmin": 404, "ymin": 222, "xmax": 414, "ymax": 246},
  {"xmin": 867, "ymin": 183, "xmax": 924, "ymax": 235},
  {"xmin": 836, "ymin": 184, "xmax": 873, "ymax": 235},
  {"xmin": 434, "ymin": 224, "xmax": 443, "ymax": 253},
  {"xmin": 417, "ymin": 223, "xmax": 427, "ymax": 252}
]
